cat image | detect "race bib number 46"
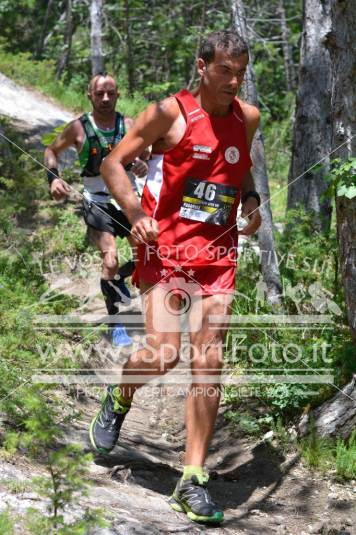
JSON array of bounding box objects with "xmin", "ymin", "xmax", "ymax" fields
[{"xmin": 179, "ymin": 178, "xmax": 238, "ymax": 225}]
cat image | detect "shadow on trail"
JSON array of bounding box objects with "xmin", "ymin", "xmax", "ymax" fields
[
  {"xmin": 94, "ymin": 446, "xmax": 181, "ymax": 496},
  {"xmin": 93, "ymin": 440, "xmax": 289, "ymax": 510}
]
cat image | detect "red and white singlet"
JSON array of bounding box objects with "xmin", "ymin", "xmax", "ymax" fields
[{"xmin": 134, "ymin": 89, "xmax": 252, "ymax": 294}]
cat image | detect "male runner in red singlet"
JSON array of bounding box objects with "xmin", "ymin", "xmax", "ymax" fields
[{"xmin": 89, "ymin": 31, "xmax": 262, "ymax": 524}]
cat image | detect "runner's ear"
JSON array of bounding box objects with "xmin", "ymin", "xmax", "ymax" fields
[{"xmin": 197, "ymin": 58, "xmax": 206, "ymax": 77}]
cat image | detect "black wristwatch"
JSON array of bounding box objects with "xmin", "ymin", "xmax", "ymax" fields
[{"xmin": 241, "ymin": 190, "xmax": 261, "ymax": 206}]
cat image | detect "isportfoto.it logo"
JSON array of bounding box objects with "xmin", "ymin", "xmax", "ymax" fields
[{"xmin": 152, "ymin": 277, "xmax": 203, "ymax": 333}]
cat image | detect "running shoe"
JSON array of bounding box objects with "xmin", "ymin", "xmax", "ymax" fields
[
  {"xmin": 111, "ymin": 323, "xmax": 132, "ymax": 346},
  {"xmin": 168, "ymin": 473, "xmax": 223, "ymax": 524},
  {"xmin": 89, "ymin": 385, "xmax": 130, "ymax": 453}
]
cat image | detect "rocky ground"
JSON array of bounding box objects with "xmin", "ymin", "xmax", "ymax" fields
[{"xmin": 0, "ymin": 73, "xmax": 355, "ymax": 534}]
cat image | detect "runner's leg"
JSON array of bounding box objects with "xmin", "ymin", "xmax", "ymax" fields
[
  {"xmin": 87, "ymin": 227, "xmax": 132, "ymax": 348},
  {"xmin": 185, "ymin": 293, "xmax": 233, "ymax": 466},
  {"xmin": 89, "ymin": 279, "xmax": 182, "ymax": 451},
  {"xmin": 118, "ymin": 280, "xmax": 181, "ymax": 400},
  {"xmin": 87, "ymin": 227, "xmax": 118, "ymax": 280}
]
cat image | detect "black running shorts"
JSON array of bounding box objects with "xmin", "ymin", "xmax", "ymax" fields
[{"xmin": 83, "ymin": 198, "xmax": 131, "ymax": 238}]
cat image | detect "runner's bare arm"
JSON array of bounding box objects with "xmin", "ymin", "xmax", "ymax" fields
[
  {"xmin": 44, "ymin": 120, "xmax": 83, "ymax": 200},
  {"xmin": 100, "ymin": 99, "xmax": 179, "ymax": 242},
  {"xmin": 239, "ymin": 103, "xmax": 262, "ymax": 236},
  {"xmin": 124, "ymin": 116, "xmax": 151, "ymax": 177}
]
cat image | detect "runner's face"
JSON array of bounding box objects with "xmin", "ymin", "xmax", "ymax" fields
[
  {"xmin": 89, "ymin": 77, "xmax": 118, "ymax": 115},
  {"xmin": 200, "ymin": 49, "xmax": 248, "ymax": 106}
]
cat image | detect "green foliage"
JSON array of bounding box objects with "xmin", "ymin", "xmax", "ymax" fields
[
  {"xmin": 1, "ymin": 373, "xmax": 104, "ymax": 533},
  {"xmin": 0, "ymin": 0, "xmax": 302, "ymax": 111},
  {"xmin": 25, "ymin": 507, "xmax": 105, "ymax": 535},
  {"xmin": 33, "ymin": 444, "xmax": 93, "ymax": 505},
  {"xmin": 323, "ymin": 157, "xmax": 356, "ymax": 200},
  {"xmin": 0, "ymin": 46, "xmax": 87, "ymax": 112},
  {"xmin": 225, "ymin": 206, "xmax": 354, "ymax": 418},
  {"xmin": 47, "ymin": 209, "xmax": 88, "ymax": 255},
  {"xmin": 224, "ymin": 411, "xmax": 261, "ymax": 435},
  {"xmin": 254, "ymin": 44, "xmax": 293, "ymax": 120},
  {"xmin": 0, "ymin": 479, "xmax": 30, "ymax": 494},
  {"xmin": 300, "ymin": 424, "xmax": 334, "ymax": 470},
  {"xmin": 335, "ymin": 431, "xmax": 356, "ymax": 480},
  {"xmin": 271, "ymin": 416, "xmax": 296, "ymax": 451},
  {"xmin": 300, "ymin": 426, "xmax": 356, "ymax": 480},
  {"xmin": 24, "ymin": 445, "xmax": 105, "ymax": 534},
  {"xmin": 0, "ymin": 122, "xmax": 105, "ymax": 533},
  {"xmin": 0, "ymin": 45, "xmax": 148, "ymax": 116},
  {"xmin": 42, "ymin": 124, "xmax": 67, "ymax": 147},
  {"xmin": 0, "ymin": 510, "xmax": 14, "ymax": 535}
]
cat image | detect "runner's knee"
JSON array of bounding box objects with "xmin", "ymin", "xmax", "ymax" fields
[
  {"xmin": 143, "ymin": 333, "xmax": 180, "ymax": 373},
  {"xmin": 102, "ymin": 250, "xmax": 118, "ymax": 276},
  {"xmin": 189, "ymin": 336, "xmax": 225, "ymax": 373}
]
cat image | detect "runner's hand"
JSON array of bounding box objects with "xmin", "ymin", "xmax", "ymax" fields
[
  {"xmin": 50, "ymin": 178, "xmax": 71, "ymax": 201},
  {"xmin": 240, "ymin": 197, "xmax": 262, "ymax": 236},
  {"xmin": 131, "ymin": 214, "xmax": 159, "ymax": 243},
  {"xmin": 131, "ymin": 157, "xmax": 149, "ymax": 178}
]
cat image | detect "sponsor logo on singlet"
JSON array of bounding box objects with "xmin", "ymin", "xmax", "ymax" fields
[
  {"xmin": 192, "ymin": 145, "xmax": 212, "ymax": 161},
  {"xmin": 193, "ymin": 145, "xmax": 212, "ymax": 154},
  {"xmin": 225, "ymin": 146, "xmax": 240, "ymax": 164}
]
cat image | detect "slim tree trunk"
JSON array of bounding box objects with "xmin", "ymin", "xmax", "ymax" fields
[
  {"xmin": 187, "ymin": 0, "xmax": 207, "ymax": 90},
  {"xmin": 125, "ymin": 0, "xmax": 134, "ymax": 96},
  {"xmin": 287, "ymin": 0, "xmax": 332, "ymax": 233},
  {"xmin": 277, "ymin": 0, "xmax": 296, "ymax": 91},
  {"xmin": 232, "ymin": 0, "xmax": 283, "ymax": 307},
  {"xmin": 56, "ymin": 0, "xmax": 73, "ymax": 80},
  {"xmin": 35, "ymin": 0, "xmax": 55, "ymax": 59},
  {"xmin": 326, "ymin": 0, "xmax": 356, "ymax": 344},
  {"xmin": 90, "ymin": 0, "xmax": 104, "ymax": 76}
]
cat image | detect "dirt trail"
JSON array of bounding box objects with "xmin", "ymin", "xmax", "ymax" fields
[
  {"xmin": 0, "ymin": 72, "xmax": 73, "ymax": 133},
  {"xmin": 0, "ymin": 74, "xmax": 355, "ymax": 534}
]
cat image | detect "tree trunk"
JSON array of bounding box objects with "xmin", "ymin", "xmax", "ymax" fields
[
  {"xmin": 277, "ymin": 0, "xmax": 296, "ymax": 91},
  {"xmin": 326, "ymin": 0, "xmax": 356, "ymax": 344},
  {"xmin": 232, "ymin": 0, "xmax": 283, "ymax": 307},
  {"xmin": 56, "ymin": 0, "xmax": 73, "ymax": 80},
  {"xmin": 299, "ymin": 375, "xmax": 356, "ymax": 439},
  {"xmin": 90, "ymin": 0, "xmax": 104, "ymax": 76},
  {"xmin": 35, "ymin": 0, "xmax": 55, "ymax": 59},
  {"xmin": 124, "ymin": 0, "xmax": 134, "ymax": 96},
  {"xmin": 187, "ymin": 0, "xmax": 207, "ymax": 90},
  {"xmin": 287, "ymin": 0, "xmax": 332, "ymax": 233},
  {"xmin": 299, "ymin": 0, "xmax": 356, "ymax": 440}
]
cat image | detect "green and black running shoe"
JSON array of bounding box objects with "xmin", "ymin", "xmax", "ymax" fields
[
  {"xmin": 89, "ymin": 385, "xmax": 131, "ymax": 454},
  {"xmin": 168, "ymin": 473, "xmax": 224, "ymax": 524}
]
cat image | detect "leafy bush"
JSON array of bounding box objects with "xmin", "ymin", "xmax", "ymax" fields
[
  {"xmin": 224, "ymin": 411, "xmax": 261, "ymax": 436},
  {"xmin": 225, "ymin": 207, "xmax": 354, "ymax": 418}
]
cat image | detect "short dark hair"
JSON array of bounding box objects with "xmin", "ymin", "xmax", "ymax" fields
[
  {"xmin": 88, "ymin": 72, "xmax": 116, "ymax": 93},
  {"xmin": 199, "ymin": 30, "xmax": 248, "ymax": 64}
]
